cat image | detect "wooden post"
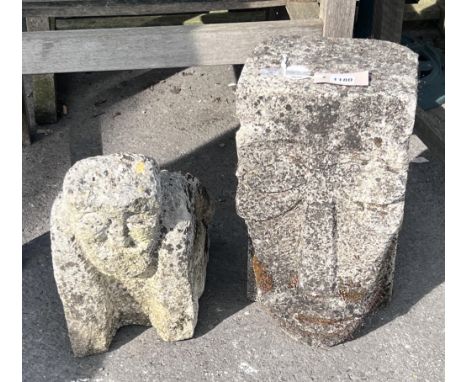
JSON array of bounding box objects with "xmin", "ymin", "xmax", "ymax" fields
[
  {"xmin": 22, "ymin": 97, "xmax": 31, "ymax": 145},
  {"xmin": 322, "ymin": 0, "xmax": 356, "ymax": 37},
  {"xmin": 372, "ymin": 0, "xmax": 405, "ymax": 43},
  {"xmin": 22, "ymin": 76, "xmax": 33, "ymax": 145},
  {"xmin": 25, "ymin": 16, "xmax": 57, "ymax": 124},
  {"xmin": 286, "ymin": 0, "xmax": 320, "ymax": 20},
  {"xmin": 319, "ymin": 0, "xmax": 327, "ymax": 19}
]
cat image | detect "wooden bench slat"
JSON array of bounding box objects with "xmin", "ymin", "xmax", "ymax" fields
[
  {"xmin": 23, "ymin": 0, "xmax": 288, "ymax": 17},
  {"xmin": 22, "ymin": 20, "xmax": 323, "ymax": 74},
  {"xmin": 54, "ymin": 10, "xmax": 269, "ymax": 30}
]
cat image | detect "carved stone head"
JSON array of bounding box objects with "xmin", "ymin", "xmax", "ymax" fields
[{"xmin": 62, "ymin": 153, "xmax": 162, "ymax": 279}]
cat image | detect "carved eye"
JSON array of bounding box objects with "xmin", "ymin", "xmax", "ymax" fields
[
  {"xmin": 236, "ymin": 141, "xmax": 310, "ymax": 221},
  {"xmin": 94, "ymin": 227, "xmax": 108, "ymax": 242},
  {"xmin": 79, "ymin": 213, "xmax": 110, "ymax": 242},
  {"xmin": 126, "ymin": 215, "xmax": 147, "ymax": 229},
  {"xmin": 126, "ymin": 214, "xmax": 157, "ymax": 243}
]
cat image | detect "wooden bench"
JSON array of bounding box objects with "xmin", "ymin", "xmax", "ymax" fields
[
  {"xmin": 22, "ymin": 0, "xmax": 358, "ymax": 138},
  {"xmin": 23, "ymin": 1, "xmax": 444, "ymax": 162},
  {"xmin": 23, "ymin": 0, "xmax": 360, "ymax": 75}
]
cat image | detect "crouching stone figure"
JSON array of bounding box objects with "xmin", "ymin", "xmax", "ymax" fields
[{"xmin": 51, "ymin": 153, "xmax": 212, "ymax": 357}]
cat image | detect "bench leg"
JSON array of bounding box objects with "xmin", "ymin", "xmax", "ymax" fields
[
  {"xmin": 26, "ymin": 17, "xmax": 57, "ymax": 125},
  {"xmin": 22, "ymin": 77, "xmax": 33, "ymax": 145},
  {"xmin": 22, "ymin": 101, "xmax": 31, "ymax": 145},
  {"xmin": 321, "ymin": 0, "xmax": 356, "ymax": 37}
]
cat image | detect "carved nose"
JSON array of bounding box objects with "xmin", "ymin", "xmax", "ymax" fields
[{"xmin": 108, "ymin": 219, "xmax": 131, "ymax": 247}]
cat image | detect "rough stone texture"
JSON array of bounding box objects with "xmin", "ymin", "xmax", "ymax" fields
[
  {"xmin": 236, "ymin": 36, "xmax": 418, "ymax": 346},
  {"xmin": 22, "ymin": 66, "xmax": 443, "ymax": 382},
  {"xmin": 50, "ymin": 153, "xmax": 212, "ymax": 357}
]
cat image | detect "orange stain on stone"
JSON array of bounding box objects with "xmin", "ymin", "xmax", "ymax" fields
[
  {"xmin": 252, "ymin": 255, "xmax": 273, "ymax": 293},
  {"xmin": 288, "ymin": 273, "xmax": 299, "ymax": 288}
]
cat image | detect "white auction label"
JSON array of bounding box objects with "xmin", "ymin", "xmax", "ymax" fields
[{"xmin": 313, "ymin": 71, "xmax": 369, "ymax": 86}]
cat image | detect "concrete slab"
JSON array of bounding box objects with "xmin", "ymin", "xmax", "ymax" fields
[{"xmin": 23, "ymin": 65, "xmax": 444, "ymax": 382}]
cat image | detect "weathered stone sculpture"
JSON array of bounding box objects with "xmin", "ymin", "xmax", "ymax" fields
[
  {"xmin": 236, "ymin": 37, "xmax": 418, "ymax": 346},
  {"xmin": 51, "ymin": 153, "xmax": 212, "ymax": 356}
]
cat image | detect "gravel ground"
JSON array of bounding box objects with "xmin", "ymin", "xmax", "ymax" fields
[{"xmin": 22, "ymin": 65, "xmax": 444, "ymax": 382}]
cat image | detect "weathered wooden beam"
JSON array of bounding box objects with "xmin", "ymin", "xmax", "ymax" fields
[
  {"xmin": 23, "ymin": 19, "xmax": 323, "ymax": 74},
  {"xmin": 414, "ymin": 105, "xmax": 445, "ymax": 161},
  {"xmin": 286, "ymin": 0, "xmax": 320, "ymax": 21},
  {"xmin": 322, "ymin": 0, "xmax": 355, "ymax": 37},
  {"xmin": 55, "ymin": 10, "xmax": 268, "ymax": 30},
  {"xmin": 372, "ymin": 0, "xmax": 405, "ymax": 43},
  {"xmin": 23, "ymin": 0, "xmax": 287, "ymax": 17},
  {"xmin": 25, "ymin": 16, "xmax": 57, "ymax": 124}
]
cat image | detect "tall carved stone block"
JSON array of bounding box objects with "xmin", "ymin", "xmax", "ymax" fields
[
  {"xmin": 236, "ymin": 37, "xmax": 418, "ymax": 346},
  {"xmin": 51, "ymin": 153, "xmax": 212, "ymax": 356}
]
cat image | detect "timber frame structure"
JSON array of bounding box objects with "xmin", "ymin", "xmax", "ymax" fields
[
  {"xmin": 25, "ymin": 1, "xmax": 441, "ymax": 157},
  {"xmin": 22, "ymin": 0, "xmax": 356, "ymax": 134}
]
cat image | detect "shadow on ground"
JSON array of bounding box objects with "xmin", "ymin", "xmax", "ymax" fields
[
  {"xmin": 355, "ymin": 149, "xmax": 445, "ymax": 338},
  {"xmin": 23, "ymin": 66, "xmax": 443, "ymax": 379},
  {"xmin": 165, "ymin": 129, "xmax": 250, "ymax": 337},
  {"xmin": 22, "ymin": 128, "xmax": 250, "ymax": 380},
  {"xmin": 56, "ymin": 68, "xmax": 184, "ymax": 164}
]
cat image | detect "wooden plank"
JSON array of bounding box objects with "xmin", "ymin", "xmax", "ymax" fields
[
  {"xmin": 23, "ymin": 20, "xmax": 323, "ymax": 74},
  {"xmin": 372, "ymin": 0, "xmax": 405, "ymax": 43},
  {"xmin": 414, "ymin": 105, "xmax": 445, "ymax": 161},
  {"xmin": 322, "ymin": 0, "xmax": 355, "ymax": 37},
  {"xmin": 55, "ymin": 10, "xmax": 268, "ymax": 30},
  {"xmin": 25, "ymin": 16, "xmax": 58, "ymax": 124},
  {"xmin": 286, "ymin": 0, "xmax": 320, "ymax": 21},
  {"xmin": 23, "ymin": 0, "xmax": 287, "ymax": 17}
]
